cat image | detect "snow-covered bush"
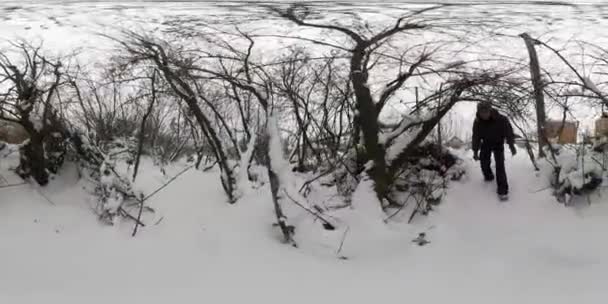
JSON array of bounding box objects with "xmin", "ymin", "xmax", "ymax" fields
[
  {"xmin": 15, "ymin": 110, "xmax": 69, "ymax": 185},
  {"xmin": 149, "ymin": 117, "xmax": 197, "ymax": 166},
  {"xmin": 331, "ymin": 149, "xmax": 361, "ymax": 202},
  {"xmin": 102, "ymin": 137, "xmax": 137, "ymax": 164},
  {"xmin": 543, "ymin": 141, "xmax": 607, "ymax": 205},
  {"xmin": 390, "ymin": 143, "xmax": 464, "ymax": 221},
  {"xmin": 69, "ymin": 133, "xmax": 147, "ymax": 226},
  {"xmin": 90, "ymin": 112, "xmax": 139, "ymax": 144},
  {"xmin": 0, "ymin": 44, "xmax": 72, "ymax": 186}
]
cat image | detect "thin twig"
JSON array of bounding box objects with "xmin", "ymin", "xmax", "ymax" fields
[
  {"xmin": 154, "ymin": 216, "xmax": 164, "ymax": 226},
  {"xmin": 119, "ymin": 207, "xmax": 145, "ymax": 227},
  {"xmin": 336, "ymin": 225, "xmax": 350, "ymax": 258},
  {"xmin": 408, "ymin": 194, "xmax": 425, "ymax": 224},
  {"xmin": 143, "ymin": 165, "xmax": 193, "ymax": 202},
  {"xmin": 202, "ymin": 161, "xmax": 217, "ymax": 172},
  {"xmin": 32, "ymin": 184, "xmax": 56, "ymax": 206},
  {"xmin": 530, "ymin": 185, "xmax": 553, "ymax": 193},
  {"xmin": 384, "ymin": 192, "xmax": 414, "ymax": 222},
  {"xmin": 132, "ymin": 194, "xmax": 145, "ymax": 237},
  {"xmin": 298, "ymin": 166, "xmax": 336, "ymax": 194},
  {"xmin": 283, "ymin": 189, "xmax": 335, "ymax": 229},
  {"xmin": 0, "ymin": 182, "xmax": 27, "ymax": 189}
]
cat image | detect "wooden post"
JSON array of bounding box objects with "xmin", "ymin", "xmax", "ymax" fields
[
  {"xmin": 437, "ymin": 84, "xmax": 443, "ymax": 145},
  {"xmin": 581, "ymin": 141, "xmax": 585, "ymax": 185},
  {"xmin": 521, "ymin": 33, "xmax": 547, "ymax": 158}
]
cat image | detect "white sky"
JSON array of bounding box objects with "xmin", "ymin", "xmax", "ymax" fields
[{"xmin": 1, "ymin": 0, "xmax": 606, "ymax": 138}]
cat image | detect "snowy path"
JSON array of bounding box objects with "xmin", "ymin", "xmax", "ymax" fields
[
  {"xmin": 423, "ymin": 152, "xmax": 608, "ymax": 302},
  {"xmin": 1, "ymin": 153, "xmax": 608, "ymax": 303}
]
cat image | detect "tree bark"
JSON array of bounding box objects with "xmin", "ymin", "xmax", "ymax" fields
[
  {"xmin": 132, "ymin": 73, "xmax": 157, "ymax": 182},
  {"xmin": 436, "ymin": 94, "xmax": 442, "ymax": 145},
  {"xmin": 521, "ymin": 33, "xmax": 547, "ymax": 158},
  {"xmin": 262, "ymin": 120, "xmax": 296, "ymax": 246},
  {"xmin": 388, "ymin": 85, "xmax": 465, "ymax": 177},
  {"xmin": 17, "ymin": 129, "xmax": 48, "ymax": 185},
  {"xmin": 350, "ymin": 47, "xmax": 389, "ymax": 200}
]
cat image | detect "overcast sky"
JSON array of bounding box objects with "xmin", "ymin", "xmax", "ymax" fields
[{"xmin": 5, "ymin": 0, "xmax": 606, "ymax": 4}]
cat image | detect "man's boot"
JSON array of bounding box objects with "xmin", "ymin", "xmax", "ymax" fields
[{"xmin": 494, "ymin": 147, "xmax": 509, "ymax": 199}]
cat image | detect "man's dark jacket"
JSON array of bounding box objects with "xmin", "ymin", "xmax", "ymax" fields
[{"xmin": 472, "ymin": 109, "xmax": 515, "ymax": 152}]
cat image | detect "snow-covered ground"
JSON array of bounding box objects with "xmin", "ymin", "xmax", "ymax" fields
[
  {"xmin": 1, "ymin": 144, "xmax": 608, "ymax": 303},
  {"xmin": 3, "ymin": 2, "xmax": 608, "ymax": 303}
]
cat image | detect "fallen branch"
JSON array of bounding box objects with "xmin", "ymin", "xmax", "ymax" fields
[
  {"xmin": 143, "ymin": 165, "xmax": 194, "ymax": 202},
  {"xmin": 408, "ymin": 194, "xmax": 426, "ymax": 224},
  {"xmin": 283, "ymin": 189, "xmax": 336, "ymax": 230},
  {"xmin": 119, "ymin": 207, "xmax": 145, "ymax": 227},
  {"xmin": 530, "ymin": 185, "xmax": 552, "ymax": 193},
  {"xmin": 128, "ymin": 165, "xmax": 194, "ymax": 236},
  {"xmin": 298, "ymin": 165, "xmax": 336, "ymax": 194},
  {"xmin": 383, "ymin": 192, "xmax": 414, "ymax": 222},
  {"xmin": 132, "ymin": 193, "xmax": 146, "ymax": 237},
  {"xmin": 0, "ymin": 182, "xmax": 27, "ymax": 189},
  {"xmin": 335, "ymin": 226, "xmax": 350, "ymax": 260},
  {"xmin": 202, "ymin": 161, "xmax": 218, "ymax": 172}
]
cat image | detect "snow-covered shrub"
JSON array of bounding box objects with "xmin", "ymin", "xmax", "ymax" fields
[
  {"xmin": 97, "ymin": 162, "xmax": 127, "ymax": 224},
  {"xmin": 149, "ymin": 118, "xmax": 197, "ymax": 166},
  {"xmin": 332, "ymin": 149, "xmax": 361, "ymax": 202},
  {"xmin": 316, "ymin": 140, "xmax": 464, "ymax": 222},
  {"xmin": 102, "ymin": 137, "xmax": 137, "ymax": 164},
  {"xmin": 16, "ymin": 109, "xmax": 69, "ymax": 185},
  {"xmin": 44, "ymin": 131, "xmax": 69, "ymax": 174},
  {"xmin": 91, "ymin": 112, "xmax": 139, "ymax": 144},
  {"xmin": 68, "ymin": 132, "xmax": 147, "ymax": 225},
  {"xmin": 543, "ymin": 142, "xmax": 607, "ymax": 205},
  {"xmin": 390, "ymin": 142, "xmax": 464, "ymax": 221}
]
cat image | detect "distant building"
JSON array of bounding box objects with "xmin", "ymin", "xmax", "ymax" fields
[
  {"xmin": 544, "ymin": 120, "xmax": 577, "ymax": 144},
  {"xmin": 596, "ymin": 115, "xmax": 608, "ymax": 138}
]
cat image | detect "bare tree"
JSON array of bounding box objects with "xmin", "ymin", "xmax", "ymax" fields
[
  {"xmin": 270, "ymin": 4, "xmax": 510, "ymax": 202},
  {"xmin": 0, "ymin": 42, "xmax": 71, "ymax": 185},
  {"xmin": 115, "ymin": 32, "xmax": 239, "ymax": 204}
]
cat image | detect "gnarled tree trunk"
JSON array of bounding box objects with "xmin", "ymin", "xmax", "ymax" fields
[{"xmin": 521, "ymin": 33, "xmax": 547, "ymax": 158}]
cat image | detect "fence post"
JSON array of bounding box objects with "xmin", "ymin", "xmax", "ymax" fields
[
  {"xmin": 415, "ymin": 87, "xmax": 419, "ymax": 109},
  {"xmin": 437, "ymin": 84, "xmax": 443, "ymax": 145}
]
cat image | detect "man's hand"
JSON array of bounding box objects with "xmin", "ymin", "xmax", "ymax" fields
[
  {"xmin": 510, "ymin": 145, "xmax": 517, "ymax": 156},
  {"xmin": 473, "ymin": 151, "xmax": 480, "ymax": 161}
]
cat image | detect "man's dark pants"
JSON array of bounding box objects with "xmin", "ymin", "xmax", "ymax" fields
[{"xmin": 479, "ymin": 144, "xmax": 508, "ymax": 195}]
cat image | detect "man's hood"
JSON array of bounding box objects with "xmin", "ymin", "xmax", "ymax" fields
[{"xmin": 476, "ymin": 108, "xmax": 499, "ymax": 120}]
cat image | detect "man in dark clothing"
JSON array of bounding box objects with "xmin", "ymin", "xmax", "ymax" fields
[{"xmin": 472, "ymin": 102, "xmax": 517, "ymax": 199}]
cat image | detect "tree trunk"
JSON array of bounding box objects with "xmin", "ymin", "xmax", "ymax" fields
[
  {"xmin": 436, "ymin": 96, "xmax": 443, "ymax": 145},
  {"xmin": 17, "ymin": 130, "xmax": 48, "ymax": 186},
  {"xmin": 388, "ymin": 85, "xmax": 466, "ymax": 177},
  {"xmin": 132, "ymin": 92, "xmax": 156, "ymax": 182},
  {"xmin": 511, "ymin": 120, "xmax": 539, "ymax": 171},
  {"xmin": 350, "ymin": 47, "xmax": 389, "ymax": 200},
  {"xmin": 153, "ymin": 57, "xmax": 238, "ymax": 204},
  {"xmin": 521, "ymin": 33, "xmax": 547, "ymax": 158},
  {"xmin": 262, "ymin": 119, "xmax": 296, "ymax": 246}
]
